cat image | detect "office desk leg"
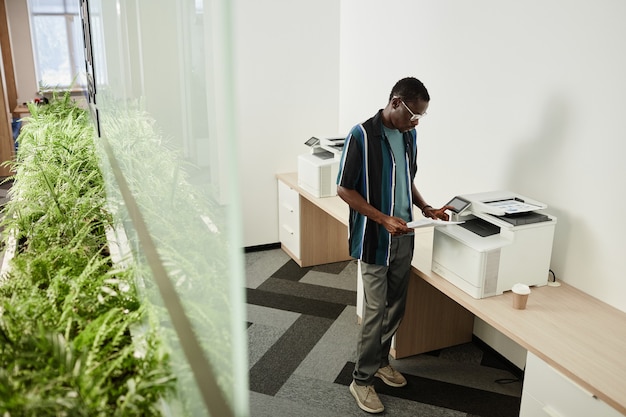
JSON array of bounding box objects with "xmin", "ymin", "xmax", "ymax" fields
[{"xmin": 392, "ymin": 272, "xmax": 474, "ymax": 359}]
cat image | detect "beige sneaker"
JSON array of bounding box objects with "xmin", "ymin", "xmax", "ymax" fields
[
  {"xmin": 375, "ymin": 365, "xmax": 407, "ymax": 387},
  {"xmin": 349, "ymin": 381, "xmax": 384, "ymax": 414}
]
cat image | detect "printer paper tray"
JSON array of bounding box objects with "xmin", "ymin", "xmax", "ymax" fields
[{"xmin": 436, "ymin": 224, "xmax": 511, "ymax": 252}]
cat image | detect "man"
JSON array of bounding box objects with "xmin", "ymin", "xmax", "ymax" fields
[{"xmin": 336, "ymin": 77, "xmax": 451, "ymax": 414}]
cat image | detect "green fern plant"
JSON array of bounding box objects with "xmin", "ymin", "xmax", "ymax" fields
[
  {"xmin": 96, "ymin": 100, "xmax": 239, "ymax": 413},
  {"xmin": 0, "ymin": 91, "xmax": 176, "ymax": 416}
]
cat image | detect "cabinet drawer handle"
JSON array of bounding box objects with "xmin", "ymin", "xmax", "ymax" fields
[
  {"xmin": 282, "ymin": 203, "xmax": 294, "ymax": 213},
  {"xmin": 282, "ymin": 225, "xmax": 294, "ymax": 235},
  {"xmin": 542, "ymin": 406, "xmax": 563, "ymax": 417}
]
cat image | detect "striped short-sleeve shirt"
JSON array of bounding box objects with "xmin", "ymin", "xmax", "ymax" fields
[{"xmin": 336, "ymin": 110, "xmax": 418, "ymax": 266}]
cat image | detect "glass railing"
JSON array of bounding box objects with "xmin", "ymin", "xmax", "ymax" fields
[{"xmin": 81, "ymin": 0, "xmax": 248, "ymax": 415}]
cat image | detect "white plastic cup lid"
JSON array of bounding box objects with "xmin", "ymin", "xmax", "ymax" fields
[{"xmin": 512, "ymin": 283, "xmax": 531, "ymax": 295}]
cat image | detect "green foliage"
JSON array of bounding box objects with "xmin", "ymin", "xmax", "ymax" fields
[
  {"xmin": 0, "ymin": 92, "xmax": 175, "ymax": 416},
  {"xmin": 98, "ymin": 100, "xmax": 240, "ymax": 413}
]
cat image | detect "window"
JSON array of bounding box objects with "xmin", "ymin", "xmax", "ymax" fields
[{"xmin": 29, "ymin": 0, "xmax": 85, "ymax": 89}]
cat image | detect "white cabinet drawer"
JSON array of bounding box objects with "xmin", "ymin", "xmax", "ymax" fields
[
  {"xmin": 520, "ymin": 352, "xmax": 622, "ymax": 417},
  {"xmin": 278, "ymin": 180, "xmax": 300, "ymax": 258},
  {"xmin": 278, "ymin": 180, "xmax": 299, "ymax": 221},
  {"xmin": 520, "ymin": 393, "xmax": 552, "ymax": 417}
]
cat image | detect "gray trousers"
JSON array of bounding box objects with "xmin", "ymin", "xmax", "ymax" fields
[{"xmin": 353, "ymin": 234, "xmax": 414, "ymax": 385}]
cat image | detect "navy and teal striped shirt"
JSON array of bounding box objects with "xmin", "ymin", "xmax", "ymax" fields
[{"xmin": 336, "ymin": 109, "xmax": 418, "ymax": 266}]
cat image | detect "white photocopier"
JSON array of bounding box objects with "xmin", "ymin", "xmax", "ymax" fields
[
  {"xmin": 297, "ymin": 136, "xmax": 344, "ymax": 198},
  {"xmin": 431, "ymin": 191, "xmax": 557, "ymax": 299}
]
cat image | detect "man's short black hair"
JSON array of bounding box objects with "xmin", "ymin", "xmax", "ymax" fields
[{"xmin": 389, "ymin": 77, "xmax": 430, "ymax": 102}]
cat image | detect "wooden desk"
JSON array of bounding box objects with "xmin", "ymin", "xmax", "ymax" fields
[
  {"xmin": 409, "ymin": 227, "xmax": 626, "ymax": 415},
  {"xmin": 276, "ymin": 172, "xmax": 626, "ymax": 416},
  {"xmin": 277, "ymin": 172, "xmax": 347, "ymax": 225},
  {"xmin": 276, "ymin": 172, "xmax": 350, "ymax": 267}
]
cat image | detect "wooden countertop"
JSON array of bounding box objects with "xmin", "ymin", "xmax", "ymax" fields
[
  {"xmin": 277, "ymin": 172, "xmax": 626, "ymax": 415},
  {"xmin": 411, "ymin": 227, "xmax": 626, "ymax": 415}
]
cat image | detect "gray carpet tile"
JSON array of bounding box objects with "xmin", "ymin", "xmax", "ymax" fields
[
  {"xmin": 245, "ymin": 248, "xmax": 290, "ymax": 289},
  {"xmin": 277, "ymin": 374, "xmax": 364, "ymax": 416},
  {"xmin": 249, "ymin": 314, "xmax": 335, "ymax": 396},
  {"xmin": 249, "ymin": 390, "xmax": 338, "ymax": 417},
  {"xmin": 245, "ymin": 249, "xmax": 523, "ymax": 417},
  {"xmin": 247, "ymin": 303, "xmax": 300, "ymax": 330},
  {"xmin": 299, "ymin": 259, "xmax": 359, "ymax": 292},
  {"xmin": 248, "ymin": 323, "xmax": 291, "ymax": 370},
  {"xmin": 374, "ymin": 392, "xmax": 466, "ymax": 417},
  {"xmin": 293, "ymin": 306, "xmax": 359, "ymax": 382},
  {"xmin": 246, "ymin": 304, "xmax": 301, "ymax": 370},
  {"xmin": 258, "ymin": 276, "xmax": 357, "ymax": 307},
  {"xmin": 277, "ymin": 374, "xmax": 466, "ymax": 417}
]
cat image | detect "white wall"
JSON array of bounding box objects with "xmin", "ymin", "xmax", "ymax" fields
[
  {"xmin": 8, "ymin": 0, "xmax": 625, "ymax": 312},
  {"xmin": 233, "ymin": 0, "xmax": 340, "ymax": 248},
  {"xmin": 340, "ymin": 0, "xmax": 626, "ymax": 312}
]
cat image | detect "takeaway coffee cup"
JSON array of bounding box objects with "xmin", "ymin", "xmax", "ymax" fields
[{"xmin": 511, "ymin": 283, "xmax": 531, "ymax": 310}]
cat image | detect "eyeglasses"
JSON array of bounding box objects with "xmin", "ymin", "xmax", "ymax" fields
[{"xmin": 400, "ymin": 100, "xmax": 426, "ymax": 121}]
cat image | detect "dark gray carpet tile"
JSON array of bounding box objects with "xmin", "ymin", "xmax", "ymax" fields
[
  {"xmin": 437, "ymin": 341, "xmax": 484, "ymax": 365},
  {"xmin": 271, "ymin": 259, "xmax": 312, "ymax": 281},
  {"xmin": 257, "ymin": 276, "xmax": 357, "ymax": 307},
  {"xmin": 476, "ymin": 339, "xmax": 524, "ymax": 377},
  {"xmin": 246, "ymin": 288, "xmax": 346, "ymax": 320},
  {"xmin": 389, "ymin": 350, "xmax": 522, "ymax": 397},
  {"xmin": 335, "ymin": 362, "xmax": 521, "ymax": 417},
  {"xmin": 311, "ymin": 259, "xmax": 352, "ymax": 275},
  {"xmin": 249, "ymin": 314, "xmax": 334, "ymax": 396},
  {"xmin": 419, "ymin": 338, "xmax": 521, "ymax": 377}
]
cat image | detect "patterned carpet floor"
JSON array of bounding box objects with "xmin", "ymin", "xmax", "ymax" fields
[{"xmin": 245, "ymin": 247, "xmax": 523, "ymax": 417}]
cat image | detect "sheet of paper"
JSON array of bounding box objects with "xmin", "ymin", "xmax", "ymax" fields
[
  {"xmin": 406, "ymin": 219, "xmax": 464, "ymax": 229},
  {"xmin": 485, "ymin": 199, "xmax": 540, "ymax": 214}
]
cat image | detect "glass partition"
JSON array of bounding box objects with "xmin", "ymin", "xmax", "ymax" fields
[{"xmin": 81, "ymin": 0, "xmax": 247, "ymax": 416}]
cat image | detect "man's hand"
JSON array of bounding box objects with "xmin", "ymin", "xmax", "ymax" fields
[
  {"xmin": 422, "ymin": 205, "xmax": 455, "ymax": 221},
  {"xmin": 381, "ymin": 215, "xmax": 412, "ymax": 236}
]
